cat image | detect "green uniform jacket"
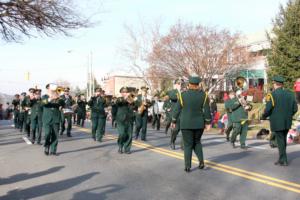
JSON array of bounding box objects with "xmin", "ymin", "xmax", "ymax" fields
[
  {"xmin": 30, "ymin": 98, "xmax": 43, "ymax": 120},
  {"xmin": 116, "ymin": 97, "xmax": 134, "ymax": 123},
  {"xmin": 77, "ymin": 100, "xmax": 87, "ymax": 116},
  {"xmin": 168, "ymin": 89, "xmax": 180, "ymax": 119},
  {"xmin": 163, "ymin": 100, "xmax": 172, "ymax": 120},
  {"xmin": 262, "ymin": 88, "xmax": 298, "ymax": 131},
  {"xmin": 42, "ymin": 95, "xmax": 65, "ymax": 125},
  {"xmin": 88, "ymin": 96, "xmax": 107, "ymax": 118},
  {"xmin": 12, "ymin": 99, "xmax": 20, "ymax": 111},
  {"xmin": 135, "ymin": 95, "xmax": 152, "ymax": 114},
  {"xmin": 224, "ymin": 99, "xmax": 233, "ymax": 123},
  {"xmin": 111, "ymin": 103, "xmax": 118, "ymax": 118},
  {"xmin": 227, "ymin": 97, "xmax": 248, "ymax": 123},
  {"xmin": 60, "ymin": 95, "xmax": 74, "ymax": 108},
  {"xmin": 172, "ymin": 89, "xmax": 211, "ymax": 129}
]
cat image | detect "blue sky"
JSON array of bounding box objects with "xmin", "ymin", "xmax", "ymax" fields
[{"xmin": 0, "ymin": 0, "xmax": 288, "ymax": 95}]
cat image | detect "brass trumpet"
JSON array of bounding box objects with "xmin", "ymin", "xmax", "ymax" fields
[
  {"xmin": 234, "ymin": 76, "xmax": 253, "ymax": 112},
  {"xmin": 56, "ymin": 86, "xmax": 64, "ymax": 94}
]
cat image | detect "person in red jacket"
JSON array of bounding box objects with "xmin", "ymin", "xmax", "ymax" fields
[{"xmin": 294, "ymin": 78, "xmax": 300, "ymax": 104}]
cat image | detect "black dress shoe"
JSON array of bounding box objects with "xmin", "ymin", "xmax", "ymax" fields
[
  {"xmin": 184, "ymin": 167, "xmax": 191, "ymax": 173},
  {"xmin": 280, "ymin": 162, "xmax": 288, "ymax": 166},
  {"xmin": 118, "ymin": 149, "xmax": 123, "ymax": 154},
  {"xmin": 124, "ymin": 151, "xmax": 131, "ymax": 154},
  {"xmin": 67, "ymin": 134, "xmax": 72, "ymax": 137},
  {"xmin": 241, "ymin": 145, "xmax": 248, "ymax": 150},
  {"xmin": 170, "ymin": 143, "xmax": 175, "ymax": 150},
  {"xmin": 50, "ymin": 152, "xmax": 57, "ymax": 156},
  {"xmin": 274, "ymin": 161, "xmax": 283, "ymax": 165},
  {"xmin": 44, "ymin": 147, "xmax": 49, "ymax": 155},
  {"xmin": 226, "ymin": 137, "xmax": 229, "ymax": 142},
  {"xmin": 199, "ymin": 161, "xmax": 205, "ymax": 169},
  {"xmin": 231, "ymin": 142, "xmax": 236, "ymax": 148}
]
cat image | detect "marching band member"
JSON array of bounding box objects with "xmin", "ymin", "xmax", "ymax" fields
[
  {"xmin": 116, "ymin": 87, "xmax": 135, "ymax": 154},
  {"xmin": 88, "ymin": 88, "xmax": 108, "ymax": 142},
  {"xmin": 12, "ymin": 94, "xmax": 21, "ymax": 129},
  {"xmin": 76, "ymin": 94, "xmax": 87, "ymax": 127},
  {"xmin": 60, "ymin": 87, "xmax": 74, "ymax": 137},
  {"xmin": 134, "ymin": 86, "xmax": 152, "ymax": 141},
  {"xmin": 171, "ymin": 75, "xmax": 211, "ymax": 172},
  {"xmin": 261, "ymin": 76, "xmax": 298, "ymax": 166},
  {"xmin": 29, "ymin": 89, "xmax": 43, "ymax": 144},
  {"xmin": 42, "ymin": 84, "xmax": 65, "ymax": 155}
]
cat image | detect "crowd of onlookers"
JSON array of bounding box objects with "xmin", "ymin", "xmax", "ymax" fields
[{"xmin": 0, "ymin": 102, "xmax": 13, "ymax": 120}]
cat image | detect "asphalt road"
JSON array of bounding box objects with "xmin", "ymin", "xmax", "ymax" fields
[{"xmin": 0, "ymin": 120, "xmax": 300, "ymax": 200}]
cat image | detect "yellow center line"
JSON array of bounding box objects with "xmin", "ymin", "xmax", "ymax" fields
[{"xmin": 76, "ymin": 127, "xmax": 300, "ymax": 194}]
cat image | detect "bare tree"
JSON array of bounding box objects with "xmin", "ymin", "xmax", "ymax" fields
[
  {"xmin": 148, "ymin": 22, "xmax": 252, "ymax": 93},
  {"xmin": 121, "ymin": 20, "xmax": 162, "ymax": 91},
  {"xmin": 0, "ymin": 0, "xmax": 92, "ymax": 42}
]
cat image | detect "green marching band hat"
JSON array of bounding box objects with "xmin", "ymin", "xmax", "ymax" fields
[
  {"xmin": 94, "ymin": 87, "xmax": 102, "ymax": 92},
  {"xmin": 141, "ymin": 86, "xmax": 149, "ymax": 91},
  {"xmin": 272, "ymin": 75, "xmax": 285, "ymax": 83},
  {"xmin": 28, "ymin": 88, "xmax": 35, "ymax": 92},
  {"xmin": 120, "ymin": 87, "xmax": 128, "ymax": 93},
  {"xmin": 188, "ymin": 75, "xmax": 202, "ymax": 84}
]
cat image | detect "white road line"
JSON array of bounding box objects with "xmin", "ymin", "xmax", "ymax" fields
[{"xmin": 22, "ymin": 136, "xmax": 32, "ymax": 145}]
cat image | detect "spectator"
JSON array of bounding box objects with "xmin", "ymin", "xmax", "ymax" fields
[
  {"xmin": 294, "ymin": 78, "xmax": 300, "ymax": 104},
  {"xmin": 209, "ymin": 96, "xmax": 217, "ymax": 126},
  {"xmin": 0, "ymin": 104, "xmax": 3, "ymax": 120}
]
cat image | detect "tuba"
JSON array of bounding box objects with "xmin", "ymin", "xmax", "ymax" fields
[{"xmin": 235, "ymin": 77, "xmax": 252, "ymax": 112}]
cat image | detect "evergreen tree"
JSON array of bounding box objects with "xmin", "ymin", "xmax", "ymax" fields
[{"xmin": 268, "ymin": 0, "xmax": 300, "ymax": 90}]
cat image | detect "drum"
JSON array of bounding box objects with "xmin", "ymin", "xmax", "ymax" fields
[{"xmin": 63, "ymin": 108, "xmax": 74, "ymax": 116}]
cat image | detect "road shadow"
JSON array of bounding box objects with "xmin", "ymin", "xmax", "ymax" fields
[
  {"xmin": 287, "ymin": 150, "xmax": 300, "ymax": 163},
  {"xmin": 71, "ymin": 184, "xmax": 124, "ymax": 200},
  {"xmin": 209, "ymin": 151, "xmax": 252, "ymax": 163},
  {"xmin": 0, "ymin": 139, "xmax": 24, "ymax": 146},
  {"xmin": 0, "ymin": 172, "xmax": 99, "ymax": 200},
  {"xmin": 248, "ymin": 141, "xmax": 269, "ymax": 147},
  {"xmin": 0, "ymin": 166, "xmax": 65, "ymax": 185},
  {"xmin": 59, "ymin": 143, "xmax": 116, "ymax": 155}
]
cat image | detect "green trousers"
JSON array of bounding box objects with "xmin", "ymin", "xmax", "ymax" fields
[
  {"xmin": 44, "ymin": 123, "xmax": 59, "ymax": 153},
  {"xmin": 31, "ymin": 116, "xmax": 43, "ymax": 143},
  {"xmin": 91, "ymin": 116, "xmax": 106, "ymax": 141},
  {"xmin": 117, "ymin": 121, "xmax": 133, "ymax": 152},
  {"xmin": 225, "ymin": 121, "xmax": 233, "ymax": 140},
  {"xmin": 181, "ymin": 129, "xmax": 204, "ymax": 168},
  {"xmin": 231, "ymin": 121, "xmax": 248, "ymax": 147},
  {"xmin": 171, "ymin": 118, "xmax": 180, "ymax": 143},
  {"xmin": 13, "ymin": 110, "xmax": 20, "ymax": 129},
  {"xmin": 275, "ymin": 130, "xmax": 289, "ymax": 163},
  {"xmin": 19, "ymin": 112, "xmax": 25, "ymax": 132},
  {"xmin": 135, "ymin": 112, "xmax": 148, "ymax": 140},
  {"xmin": 61, "ymin": 114, "xmax": 72, "ymax": 135},
  {"xmin": 269, "ymin": 132, "xmax": 278, "ymax": 147}
]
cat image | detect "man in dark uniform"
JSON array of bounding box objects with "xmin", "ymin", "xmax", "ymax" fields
[
  {"xmin": 22, "ymin": 88, "xmax": 35, "ymax": 137},
  {"xmin": 42, "ymin": 83, "xmax": 65, "ymax": 155},
  {"xmin": 135, "ymin": 86, "xmax": 152, "ymax": 141},
  {"xmin": 111, "ymin": 97, "xmax": 118, "ymax": 128},
  {"xmin": 228, "ymin": 91, "xmax": 249, "ymax": 149},
  {"xmin": 12, "ymin": 94, "xmax": 21, "ymax": 129},
  {"xmin": 224, "ymin": 91, "xmax": 235, "ymax": 142},
  {"xmin": 88, "ymin": 88, "xmax": 108, "ymax": 142},
  {"xmin": 262, "ymin": 76, "xmax": 298, "ymax": 166},
  {"xmin": 163, "ymin": 95, "xmax": 172, "ymax": 135},
  {"xmin": 168, "ymin": 79, "xmax": 183, "ymax": 150},
  {"xmin": 30, "ymin": 89, "xmax": 43, "ymax": 144},
  {"xmin": 116, "ymin": 87, "xmax": 135, "ymax": 154},
  {"xmin": 76, "ymin": 94, "xmax": 87, "ymax": 127},
  {"xmin": 60, "ymin": 87, "xmax": 74, "ymax": 137},
  {"xmin": 172, "ymin": 75, "xmax": 211, "ymax": 172},
  {"xmin": 18, "ymin": 92, "xmax": 26, "ymax": 133},
  {"xmin": 151, "ymin": 94, "xmax": 161, "ymax": 131}
]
